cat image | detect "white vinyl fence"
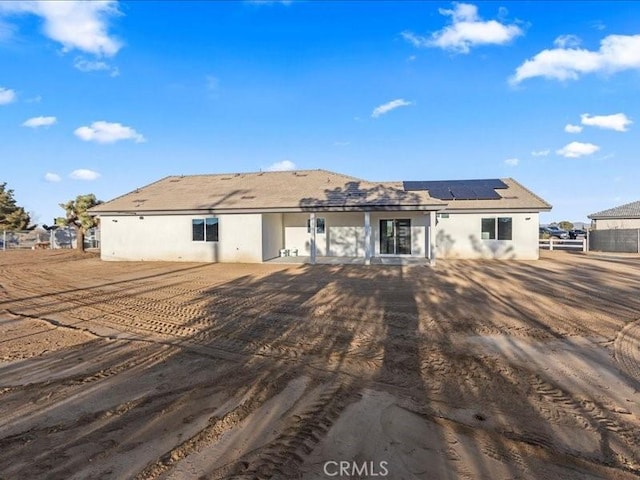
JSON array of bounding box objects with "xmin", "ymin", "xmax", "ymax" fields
[{"xmin": 539, "ymin": 238, "xmax": 587, "ymax": 251}]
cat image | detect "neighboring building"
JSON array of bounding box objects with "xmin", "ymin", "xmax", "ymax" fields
[
  {"xmin": 588, "ymin": 200, "xmax": 640, "ymax": 230},
  {"xmin": 89, "ymin": 169, "xmax": 551, "ymax": 263}
]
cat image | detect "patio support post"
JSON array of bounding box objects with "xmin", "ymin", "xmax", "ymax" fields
[
  {"xmin": 309, "ymin": 212, "xmax": 316, "ymax": 265},
  {"xmin": 364, "ymin": 211, "xmax": 371, "ymax": 265},
  {"xmin": 428, "ymin": 211, "xmax": 436, "ymax": 265}
]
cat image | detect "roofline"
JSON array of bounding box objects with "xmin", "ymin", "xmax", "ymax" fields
[
  {"xmin": 167, "ymin": 168, "xmax": 365, "ymax": 181},
  {"xmin": 504, "ymin": 177, "xmax": 553, "ymax": 210},
  {"xmin": 89, "ymin": 175, "xmax": 173, "ymax": 213},
  {"xmin": 588, "ymin": 215, "xmax": 640, "ymax": 220},
  {"xmin": 441, "ymin": 207, "xmax": 552, "ymax": 214},
  {"xmin": 90, "ymin": 204, "xmax": 447, "ymax": 216}
]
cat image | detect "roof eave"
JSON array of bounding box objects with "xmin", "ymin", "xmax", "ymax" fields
[
  {"xmin": 90, "ymin": 203, "xmax": 447, "ymax": 216},
  {"xmin": 588, "ymin": 215, "xmax": 640, "ymax": 220}
]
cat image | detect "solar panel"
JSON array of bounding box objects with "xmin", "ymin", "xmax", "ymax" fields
[
  {"xmin": 403, "ymin": 179, "xmax": 507, "ymax": 200},
  {"xmin": 449, "ymin": 185, "xmax": 476, "ymax": 200}
]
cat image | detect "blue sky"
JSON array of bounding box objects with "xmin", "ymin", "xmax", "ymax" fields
[{"xmin": 1, "ymin": 1, "xmax": 639, "ymax": 225}]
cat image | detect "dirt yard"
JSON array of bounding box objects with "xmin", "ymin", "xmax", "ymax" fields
[{"xmin": 0, "ymin": 250, "xmax": 639, "ymax": 480}]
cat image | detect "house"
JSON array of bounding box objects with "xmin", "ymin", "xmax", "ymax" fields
[
  {"xmin": 89, "ymin": 169, "xmax": 551, "ymax": 263},
  {"xmin": 588, "ymin": 200, "xmax": 640, "ymax": 230}
]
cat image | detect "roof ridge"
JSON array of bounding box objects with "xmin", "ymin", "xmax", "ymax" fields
[
  {"xmin": 152, "ymin": 169, "xmax": 364, "ymax": 180},
  {"xmin": 504, "ymin": 177, "xmax": 552, "ymax": 209}
]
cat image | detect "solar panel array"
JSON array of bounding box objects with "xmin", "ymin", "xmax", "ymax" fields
[{"xmin": 402, "ymin": 179, "xmax": 508, "ymax": 200}]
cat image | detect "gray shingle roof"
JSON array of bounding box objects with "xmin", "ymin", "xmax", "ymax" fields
[
  {"xmin": 89, "ymin": 169, "xmax": 551, "ymax": 215},
  {"xmin": 588, "ymin": 200, "xmax": 640, "ymax": 219},
  {"xmin": 90, "ymin": 170, "xmax": 445, "ymax": 214}
]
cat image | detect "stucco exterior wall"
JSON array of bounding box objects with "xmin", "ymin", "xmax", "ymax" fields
[
  {"xmin": 283, "ymin": 213, "xmax": 325, "ymax": 255},
  {"xmin": 593, "ymin": 218, "xmax": 640, "ymax": 230},
  {"xmin": 98, "ymin": 210, "xmax": 539, "ymax": 262},
  {"xmin": 261, "ymin": 213, "xmax": 284, "ymax": 261},
  {"xmin": 99, "ymin": 214, "xmax": 263, "ymax": 262},
  {"xmin": 434, "ymin": 212, "xmax": 539, "ymax": 260}
]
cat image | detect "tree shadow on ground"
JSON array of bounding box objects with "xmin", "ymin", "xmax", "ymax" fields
[{"xmin": 0, "ymin": 251, "xmax": 639, "ymax": 479}]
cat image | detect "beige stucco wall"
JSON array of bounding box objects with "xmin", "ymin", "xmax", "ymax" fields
[
  {"xmin": 261, "ymin": 213, "xmax": 284, "ymax": 261},
  {"xmin": 434, "ymin": 212, "xmax": 539, "ymax": 260},
  {"xmin": 98, "ymin": 210, "xmax": 540, "ymax": 262},
  {"xmin": 593, "ymin": 218, "xmax": 640, "ymax": 230},
  {"xmin": 99, "ymin": 214, "xmax": 263, "ymax": 262}
]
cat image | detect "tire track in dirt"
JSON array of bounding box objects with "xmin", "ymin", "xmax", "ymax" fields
[
  {"xmin": 215, "ymin": 380, "xmax": 356, "ymax": 480},
  {"xmin": 0, "ymin": 395, "xmax": 149, "ymax": 451},
  {"xmin": 528, "ymin": 373, "xmax": 640, "ymax": 468},
  {"xmin": 418, "ymin": 345, "xmax": 640, "ymax": 470},
  {"xmin": 133, "ymin": 372, "xmax": 298, "ymax": 480},
  {"xmin": 615, "ymin": 318, "xmax": 640, "ymax": 386},
  {"xmin": 1, "ymin": 342, "xmax": 171, "ymax": 391}
]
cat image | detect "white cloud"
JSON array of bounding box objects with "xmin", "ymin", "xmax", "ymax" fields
[
  {"xmin": 0, "ymin": 86, "xmax": 16, "ymax": 104},
  {"xmin": 554, "ymin": 34, "xmax": 581, "ymax": 49},
  {"xmin": 265, "ymin": 160, "xmax": 296, "ymax": 171},
  {"xmin": 73, "ymin": 57, "xmax": 119, "ymax": 76},
  {"xmin": 26, "ymin": 95, "xmax": 42, "ymax": 103},
  {"xmin": 74, "ymin": 121, "xmax": 146, "ymax": 144},
  {"xmin": 333, "ymin": 141, "xmax": 351, "ymax": 147},
  {"xmin": 556, "ymin": 141, "xmax": 600, "ymax": 158},
  {"xmin": 504, "ymin": 158, "xmax": 519, "ymax": 166},
  {"xmin": 564, "ymin": 123, "xmax": 583, "ymax": 133},
  {"xmin": 531, "ymin": 149, "xmax": 550, "ymax": 157},
  {"xmin": 580, "ymin": 113, "xmax": 632, "ymax": 132},
  {"xmin": 511, "ymin": 34, "xmax": 640, "ymax": 84},
  {"xmin": 371, "ymin": 99, "xmax": 412, "ymax": 118},
  {"xmin": 69, "ymin": 169, "xmax": 100, "ymax": 180},
  {"xmin": 0, "ymin": 1, "xmax": 122, "ymax": 57},
  {"xmin": 44, "ymin": 172, "xmax": 61, "ymax": 182},
  {"xmin": 22, "ymin": 115, "xmax": 57, "ymax": 128},
  {"xmin": 402, "ymin": 2, "xmax": 522, "ymax": 54}
]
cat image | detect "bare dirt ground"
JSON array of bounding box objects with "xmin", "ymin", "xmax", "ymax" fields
[{"xmin": 0, "ymin": 249, "xmax": 639, "ymax": 480}]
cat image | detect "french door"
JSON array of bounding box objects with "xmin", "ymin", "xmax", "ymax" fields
[{"xmin": 379, "ymin": 219, "xmax": 411, "ymax": 255}]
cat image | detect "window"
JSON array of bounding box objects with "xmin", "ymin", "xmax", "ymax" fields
[
  {"xmin": 380, "ymin": 219, "xmax": 412, "ymax": 255},
  {"xmin": 306, "ymin": 217, "xmax": 325, "ymax": 234},
  {"xmin": 481, "ymin": 218, "xmax": 495, "ymax": 240},
  {"xmin": 192, "ymin": 218, "xmax": 219, "ymax": 242},
  {"xmin": 497, "ymin": 217, "xmax": 512, "ymax": 240},
  {"xmin": 481, "ymin": 217, "xmax": 513, "ymax": 240},
  {"xmin": 192, "ymin": 219, "xmax": 204, "ymax": 241}
]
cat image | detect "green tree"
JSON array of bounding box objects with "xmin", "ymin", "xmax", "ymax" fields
[
  {"xmin": 0, "ymin": 182, "xmax": 31, "ymax": 231},
  {"xmin": 558, "ymin": 220, "xmax": 574, "ymax": 231},
  {"xmin": 57, "ymin": 194, "xmax": 102, "ymax": 252}
]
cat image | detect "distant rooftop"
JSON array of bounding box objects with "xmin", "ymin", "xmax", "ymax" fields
[{"xmin": 588, "ymin": 200, "xmax": 640, "ymax": 219}]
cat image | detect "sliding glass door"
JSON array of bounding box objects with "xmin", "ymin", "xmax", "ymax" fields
[{"xmin": 379, "ymin": 219, "xmax": 411, "ymax": 255}]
